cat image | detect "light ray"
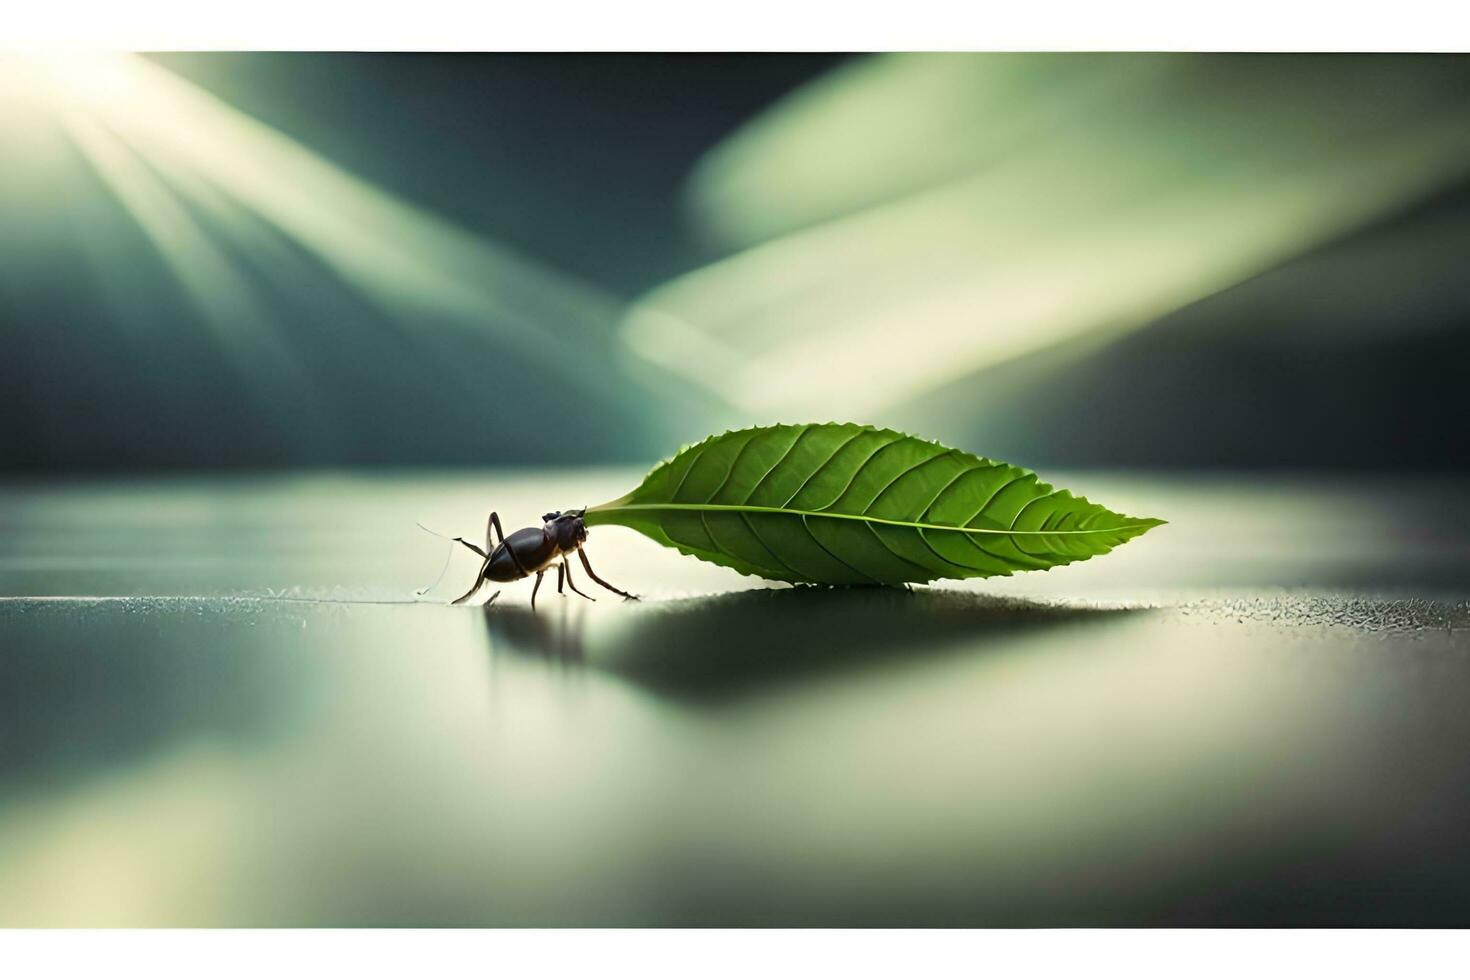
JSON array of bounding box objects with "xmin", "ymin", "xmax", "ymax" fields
[
  {"xmin": 1, "ymin": 52, "xmax": 649, "ymax": 408},
  {"xmin": 628, "ymin": 54, "xmax": 1470, "ymax": 418},
  {"xmin": 57, "ymin": 107, "xmax": 331, "ymax": 444}
]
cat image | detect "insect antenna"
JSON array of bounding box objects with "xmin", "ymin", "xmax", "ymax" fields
[{"xmin": 413, "ymin": 522, "xmax": 457, "ymax": 597}]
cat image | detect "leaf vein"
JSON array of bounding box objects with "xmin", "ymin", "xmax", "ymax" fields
[
  {"xmin": 669, "ymin": 442, "xmax": 708, "ymax": 502},
  {"xmin": 861, "ymin": 447, "xmax": 954, "ymax": 517},
  {"xmin": 707, "ymin": 429, "xmax": 762, "ymax": 502},
  {"xmin": 779, "ymin": 428, "xmax": 866, "ymax": 509},
  {"xmin": 743, "ymin": 424, "xmax": 813, "ymax": 504},
  {"xmin": 920, "ymin": 462, "xmax": 996, "ymax": 521},
  {"xmin": 915, "ymin": 527, "xmax": 994, "ymax": 577},
  {"xmin": 811, "ymin": 433, "xmax": 902, "ymax": 512},
  {"xmin": 964, "ymin": 472, "xmax": 1030, "ymax": 527},
  {"xmin": 801, "ymin": 514, "xmax": 880, "ymax": 585},
  {"xmin": 862, "ymin": 523, "xmax": 937, "ymax": 580},
  {"xmin": 596, "ymin": 503, "xmax": 1151, "ymax": 536},
  {"xmin": 738, "ymin": 512, "xmax": 802, "ymax": 580}
]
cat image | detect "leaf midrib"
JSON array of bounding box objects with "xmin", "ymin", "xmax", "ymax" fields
[{"xmin": 590, "ymin": 502, "xmax": 1160, "ymax": 536}]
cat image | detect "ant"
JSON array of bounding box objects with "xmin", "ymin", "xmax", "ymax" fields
[{"xmin": 441, "ymin": 509, "xmax": 636, "ymax": 609}]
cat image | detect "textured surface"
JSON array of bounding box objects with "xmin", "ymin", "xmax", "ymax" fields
[
  {"xmin": 588, "ymin": 424, "xmax": 1162, "ymax": 584},
  {"xmin": 0, "ymin": 470, "xmax": 1467, "ymax": 926}
]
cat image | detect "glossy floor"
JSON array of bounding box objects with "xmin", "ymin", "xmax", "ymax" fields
[{"xmin": 0, "ymin": 471, "xmax": 1467, "ymax": 925}]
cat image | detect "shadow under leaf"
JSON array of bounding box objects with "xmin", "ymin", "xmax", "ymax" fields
[{"xmin": 482, "ymin": 587, "xmax": 1150, "ymax": 703}]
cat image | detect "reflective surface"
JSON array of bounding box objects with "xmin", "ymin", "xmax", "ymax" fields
[{"xmin": 1, "ymin": 471, "xmax": 1468, "ymax": 925}]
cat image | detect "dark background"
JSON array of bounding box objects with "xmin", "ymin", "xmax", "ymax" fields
[
  {"xmin": 154, "ymin": 54, "xmax": 846, "ymax": 293},
  {"xmin": 1, "ymin": 53, "xmax": 1466, "ymax": 473}
]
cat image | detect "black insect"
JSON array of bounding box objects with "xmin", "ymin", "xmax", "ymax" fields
[{"xmin": 445, "ymin": 509, "xmax": 636, "ymax": 609}]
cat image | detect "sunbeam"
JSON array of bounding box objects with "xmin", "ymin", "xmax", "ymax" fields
[
  {"xmin": 57, "ymin": 108, "xmax": 331, "ymax": 440},
  {"xmin": 626, "ymin": 54, "xmax": 1470, "ymax": 419},
  {"xmin": 0, "ymin": 52, "xmax": 646, "ymax": 408}
]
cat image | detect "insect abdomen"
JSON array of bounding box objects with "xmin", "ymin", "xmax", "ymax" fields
[{"xmin": 484, "ymin": 527, "xmax": 558, "ymax": 581}]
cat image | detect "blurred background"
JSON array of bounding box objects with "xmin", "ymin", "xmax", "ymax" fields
[
  {"xmin": 5, "ymin": 53, "xmax": 1470, "ymax": 928},
  {"xmin": 3, "ymin": 52, "xmax": 1469, "ymax": 474}
]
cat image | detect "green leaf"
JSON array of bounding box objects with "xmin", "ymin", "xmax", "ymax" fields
[{"xmin": 585, "ymin": 423, "xmax": 1164, "ymax": 586}]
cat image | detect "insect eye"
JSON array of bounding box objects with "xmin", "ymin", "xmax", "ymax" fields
[{"xmin": 542, "ymin": 511, "xmax": 560, "ymax": 522}]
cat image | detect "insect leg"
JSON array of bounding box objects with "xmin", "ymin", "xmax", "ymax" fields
[
  {"xmin": 562, "ymin": 558, "xmax": 595, "ymax": 601},
  {"xmin": 578, "ymin": 548, "xmax": 637, "ymax": 600},
  {"xmin": 453, "ymin": 537, "xmax": 487, "ymax": 558},
  {"xmin": 419, "ymin": 517, "xmax": 488, "ymax": 558},
  {"xmin": 556, "ymin": 563, "xmax": 565, "ymax": 594},
  {"xmin": 412, "ymin": 523, "xmax": 484, "ymax": 596},
  {"xmin": 451, "ymin": 558, "xmax": 491, "ymax": 605},
  {"xmin": 531, "ymin": 569, "xmax": 546, "ymax": 610},
  {"xmin": 487, "ymin": 511, "xmax": 509, "ymax": 550}
]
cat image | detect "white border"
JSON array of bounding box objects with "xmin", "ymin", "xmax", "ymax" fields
[
  {"xmin": 2, "ymin": 929, "xmax": 1470, "ymax": 979},
  {"xmin": 3, "ymin": 0, "xmax": 1470, "ymax": 51},
  {"xmin": 4, "ymin": 3, "xmax": 1469, "ymax": 972}
]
